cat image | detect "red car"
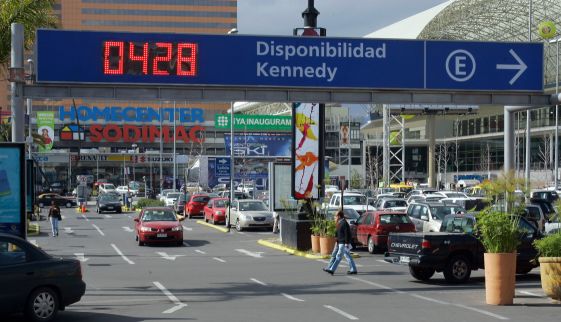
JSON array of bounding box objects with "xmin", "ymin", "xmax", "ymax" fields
[
  {"xmin": 134, "ymin": 207, "xmax": 184, "ymax": 246},
  {"xmin": 355, "ymin": 211, "xmax": 415, "ymax": 253},
  {"xmin": 204, "ymin": 197, "xmax": 228, "ymax": 225},
  {"xmin": 185, "ymin": 194, "xmax": 211, "ymax": 218}
]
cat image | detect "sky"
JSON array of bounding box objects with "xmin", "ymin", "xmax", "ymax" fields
[{"xmin": 238, "ymin": 0, "xmax": 450, "ymax": 37}]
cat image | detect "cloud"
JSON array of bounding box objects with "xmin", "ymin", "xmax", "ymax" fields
[{"xmin": 238, "ymin": 0, "xmax": 450, "ymax": 37}]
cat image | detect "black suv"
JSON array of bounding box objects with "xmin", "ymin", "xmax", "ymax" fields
[{"xmin": 531, "ymin": 190, "xmax": 559, "ymax": 203}]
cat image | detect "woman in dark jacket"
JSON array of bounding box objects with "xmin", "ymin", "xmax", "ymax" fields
[{"xmin": 323, "ymin": 210, "xmax": 357, "ymax": 275}]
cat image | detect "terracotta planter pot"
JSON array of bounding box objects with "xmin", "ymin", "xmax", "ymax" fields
[
  {"xmin": 539, "ymin": 257, "xmax": 561, "ymax": 302},
  {"xmin": 484, "ymin": 253, "xmax": 517, "ymax": 305},
  {"xmin": 319, "ymin": 236, "xmax": 336, "ymax": 256},
  {"xmin": 311, "ymin": 235, "xmax": 321, "ymax": 253}
]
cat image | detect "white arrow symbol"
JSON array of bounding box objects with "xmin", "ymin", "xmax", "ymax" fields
[
  {"xmin": 235, "ymin": 249, "xmax": 264, "ymax": 258},
  {"xmin": 74, "ymin": 253, "xmax": 89, "ymax": 262},
  {"xmin": 64, "ymin": 227, "xmax": 74, "ymax": 234},
  {"xmin": 156, "ymin": 252, "xmax": 186, "ymax": 261},
  {"xmin": 496, "ymin": 49, "xmax": 528, "ymax": 85},
  {"xmin": 122, "ymin": 226, "xmax": 133, "ymax": 232}
]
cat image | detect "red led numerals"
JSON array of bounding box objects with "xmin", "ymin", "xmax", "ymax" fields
[
  {"xmin": 103, "ymin": 41, "xmax": 124, "ymax": 75},
  {"xmin": 103, "ymin": 40, "xmax": 197, "ymax": 77},
  {"xmin": 178, "ymin": 43, "xmax": 197, "ymax": 76},
  {"xmin": 129, "ymin": 42, "xmax": 149, "ymax": 75}
]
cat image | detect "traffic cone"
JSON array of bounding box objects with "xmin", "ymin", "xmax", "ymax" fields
[{"xmin": 81, "ymin": 204, "xmax": 86, "ymax": 213}]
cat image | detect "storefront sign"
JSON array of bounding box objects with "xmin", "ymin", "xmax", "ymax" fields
[
  {"xmin": 88, "ymin": 124, "xmax": 205, "ymax": 143},
  {"xmin": 58, "ymin": 105, "xmax": 204, "ymax": 123},
  {"xmin": 37, "ymin": 111, "xmax": 55, "ymax": 152},
  {"xmin": 224, "ymin": 133, "xmax": 291, "ymax": 157},
  {"xmin": 215, "ymin": 114, "xmax": 291, "ymax": 131}
]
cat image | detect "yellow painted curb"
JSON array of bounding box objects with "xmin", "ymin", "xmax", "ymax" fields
[
  {"xmin": 27, "ymin": 223, "xmax": 40, "ymax": 236},
  {"xmin": 196, "ymin": 220, "xmax": 229, "ymax": 233},
  {"xmin": 258, "ymin": 239, "xmax": 330, "ymax": 259}
]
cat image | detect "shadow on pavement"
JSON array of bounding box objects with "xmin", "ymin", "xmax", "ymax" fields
[{"xmin": 5, "ymin": 311, "xmax": 191, "ymax": 322}]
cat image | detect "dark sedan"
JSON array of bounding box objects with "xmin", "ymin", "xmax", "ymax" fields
[
  {"xmin": 96, "ymin": 194, "xmax": 123, "ymax": 214},
  {"xmin": 0, "ymin": 233, "xmax": 86, "ymax": 321},
  {"xmin": 36, "ymin": 193, "xmax": 77, "ymax": 208}
]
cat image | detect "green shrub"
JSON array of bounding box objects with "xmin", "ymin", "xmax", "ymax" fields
[
  {"xmin": 475, "ymin": 210, "xmax": 520, "ymax": 253},
  {"xmin": 324, "ymin": 220, "xmax": 337, "ymax": 238},
  {"xmin": 135, "ymin": 198, "xmax": 165, "ymax": 209},
  {"xmin": 534, "ymin": 231, "xmax": 561, "ymax": 257}
]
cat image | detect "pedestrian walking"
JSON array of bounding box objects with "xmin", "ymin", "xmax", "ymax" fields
[
  {"xmin": 323, "ymin": 210, "xmax": 357, "ymax": 275},
  {"xmin": 48, "ymin": 201, "xmax": 61, "ymax": 237}
]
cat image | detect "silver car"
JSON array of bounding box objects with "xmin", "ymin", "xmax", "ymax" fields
[{"xmin": 227, "ymin": 199, "xmax": 274, "ymax": 231}]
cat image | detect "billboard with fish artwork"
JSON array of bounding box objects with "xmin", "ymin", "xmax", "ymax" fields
[{"xmin": 292, "ymin": 103, "xmax": 324, "ymax": 199}]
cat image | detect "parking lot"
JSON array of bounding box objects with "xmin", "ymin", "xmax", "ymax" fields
[{"xmin": 10, "ymin": 204, "xmax": 560, "ymax": 322}]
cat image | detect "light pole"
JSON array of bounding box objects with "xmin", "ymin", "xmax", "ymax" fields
[
  {"xmin": 131, "ymin": 143, "xmax": 138, "ymax": 182},
  {"xmin": 550, "ymin": 36, "xmax": 560, "ymax": 190},
  {"xmin": 227, "ymin": 27, "xmax": 238, "ymax": 231}
]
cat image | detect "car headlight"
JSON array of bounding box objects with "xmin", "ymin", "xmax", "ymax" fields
[
  {"xmin": 171, "ymin": 226, "xmax": 182, "ymax": 232},
  {"xmin": 140, "ymin": 226, "xmax": 153, "ymax": 232},
  {"xmin": 216, "ymin": 211, "xmax": 223, "ymax": 215},
  {"xmin": 240, "ymin": 214, "xmax": 251, "ymax": 220}
]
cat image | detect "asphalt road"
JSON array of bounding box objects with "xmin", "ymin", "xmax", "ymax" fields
[{"xmin": 9, "ymin": 205, "xmax": 560, "ymax": 322}]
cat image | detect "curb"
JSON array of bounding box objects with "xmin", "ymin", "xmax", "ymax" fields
[
  {"xmin": 27, "ymin": 223, "xmax": 40, "ymax": 236},
  {"xmin": 258, "ymin": 239, "xmax": 330, "ymax": 259},
  {"xmin": 196, "ymin": 220, "xmax": 229, "ymax": 233}
]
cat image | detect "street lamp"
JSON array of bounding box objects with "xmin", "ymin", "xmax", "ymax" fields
[
  {"xmin": 131, "ymin": 143, "xmax": 138, "ymax": 182},
  {"xmin": 227, "ymin": 27, "xmax": 237, "ymax": 231},
  {"xmin": 550, "ymin": 36, "xmax": 560, "ymax": 189}
]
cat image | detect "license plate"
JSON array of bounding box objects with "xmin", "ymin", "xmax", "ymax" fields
[
  {"xmin": 107, "ymin": 206, "xmax": 113, "ymax": 209},
  {"xmin": 157, "ymin": 233, "xmax": 167, "ymax": 238},
  {"xmin": 399, "ymin": 256, "xmax": 410, "ymax": 264}
]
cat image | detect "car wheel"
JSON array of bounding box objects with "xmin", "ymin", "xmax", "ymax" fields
[
  {"xmin": 137, "ymin": 235, "xmax": 144, "ymax": 246},
  {"xmin": 211, "ymin": 216, "xmax": 216, "ymax": 225},
  {"xmin": 367, "ymin": 236, "xmax": 376, "ymax": 254},
  {"xmin": 443, "ymin": 255, "xmax": 471, "ymax": 284},
  {"xmin": 65, "ymin": 202, "xmax": 72, "ymax": 208},
  {"xmin": 117, "ymin": 207, "xmax": 122, "ymax": 214},
  {"xmin": 205, "ymin": 217, "xmax": 209, "ymax": 223},
  {"xmin": 235, "ymin": 219, "xmax": 243, "ymax": 232},
  {"xmin": 25, "ymin": 287, "xmax": 59, "ymax": 322},
  {"xmin": 409, "ymin": 266, "xmax": 435, "ymax": 281}
]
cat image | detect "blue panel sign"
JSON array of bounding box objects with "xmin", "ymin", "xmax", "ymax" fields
[
  {"xmin": 224, "ymin": 133, "xmax": 292, "ymax": 157},
  {"xmin": 0, "ymin": 144, "xmax": 26, "ymax": 238},
  {"xmin": 36, "ymin": 29, "xmax": 544, "ymax": 92},
  {"xmin": 214, "ymin": 157, "xmax": 230, "ymax": 177}
]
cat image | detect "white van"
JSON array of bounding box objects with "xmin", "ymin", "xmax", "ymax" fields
[{"xmin": 328, "ymin": 192, "xmax": 370, "ymax": 214}]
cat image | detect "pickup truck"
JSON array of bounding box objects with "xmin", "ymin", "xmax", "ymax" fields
[{"xmin": 384, "ymin": 214, "xmax": 540, "ymax": 284}]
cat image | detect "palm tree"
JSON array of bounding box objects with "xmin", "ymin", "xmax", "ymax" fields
[{"xmin": 0, "ymin": 0, "xmax": 58, "ymax": 68}]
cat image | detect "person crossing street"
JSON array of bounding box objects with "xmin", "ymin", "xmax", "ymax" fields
[
  {"xmin": 323, "ymin": 209, "xmax": 358, "ymax": 275},
  {"xmin": 48, "ymin": 201, "xmax": 62, "ymax": 237}
]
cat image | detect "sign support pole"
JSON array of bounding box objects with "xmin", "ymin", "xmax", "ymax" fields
[{"xmin": 10, "ymin": 23, "xmax": 25, "ymax": 143}]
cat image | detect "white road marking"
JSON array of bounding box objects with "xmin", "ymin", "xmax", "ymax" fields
[
  {"xmin": 377, "ymin": 259, "xmax": 390, "ymax": 264},
  {"xmin": 194, "ymin": 249, "xmax": 206, "ymax": 254},
  {"xmin": 453, "ymin": 304, "xmax": 509, "ymax": 320},
  {"xmin": 122, "ymin": 226, "xmax": 133, "ymax": 232},
  {"xmin": 250, "ymin": 278, "xmax": 268, "ymax": 286},
  {"xmin": 257, "ymin": 232, "xmax": 271, "ymax": 235},
  {"xmin": 237, "ymin": 231, "xmax": 246, "ymax": 235},
  {"xmin": 104, "ymin": 214, "xmax": 112, "ymax": 218},
  {"xmin": 323, "ymin": 305, "xmax": 359, "ymax": 320},
  {"xmin": 182, "ymin": 225, "xmax": 193, "ymax": 231},
  {"xmin": 281, "ymin": 293, "xmax": 305, "ymax": 302},
  {"xmin": 348, "ymin": 276, "xmax": 508, "ymax": 320},
  {"xmin": 235, "ymin": 249, "xmax": 263, "ymax": 258},
  {"xmin": 81, "ymin": 214, "xmax": 90, "ymax": 221},
  {"xmin": 91, "ymin": 224, "xmax": 105, "ymax": 236},
  {"xmin": 213, "ymin": 257, "xmax": 226, "ymax": 263},
  {"xmin": 74, "ymin": 253, "xmax": 89, "ymax": 262},
  {"xmin": 61, "ymin": 215, "xmax": 66, "ymax": 219},
  {"xmin": 519, "ymin": 290, "xmax": 544, "ymax": 297},
  {"xmin": 111, "ymin": 244, "xmax": 135, "ymax": 265},
  {"xmin": 77, "ymin": 298, "xmax": 164, "ymax": 305},
  {"xmin": 64, "ymin": 227, "xmax": 74, "ymax": 234},
  {"xmin": 153, "ymin": 281, "xmax": 187, "ymax": 314},
  {"xmin": 28, "ymin": 239, "xmax": 37, "ymax": 247},
  {"xmin": 317, "ymin": 259, "xmax": 363, "ymax": 268},
  {"xmin": 156, "ymin": 252, "xmax": 186, "ymax": 261},
  {"xmin": 183, "ymin": 241, "xmax": 191, "ymax": 247}
]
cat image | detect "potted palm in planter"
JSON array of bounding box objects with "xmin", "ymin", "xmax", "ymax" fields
[
  {"xmin": 534, "ymin": 231, "xmax": 561, "ymax": 301},
  {"xmin": 319, "ymin": 219, "xmax": 337, "ymax": 256},
  {"xmin": 476, "ymin": 210, "xmax": 521, "ymax": 305}
]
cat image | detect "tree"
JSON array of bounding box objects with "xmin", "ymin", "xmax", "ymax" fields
[
  {"xmin": 0, "ymin": 0, "xmax": 58, "ymax": 68},
  {"xmin": 436, "ymin": 142, "xmax": 451, "ymax": 189},
  {"xmin": 479, "ymin": 142, "xmax": 491, "ymax": 180},
  {"xmin": 365, "ymin": 145, "xmax": 382, "ymax": 190},
  {"xmin": 538, "ymin": 134, "xmax": 552, "ymax": 172}
]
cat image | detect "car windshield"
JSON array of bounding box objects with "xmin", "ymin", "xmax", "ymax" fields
[
  {"xmin": 441, "ymin": 216, "xmax": 475, "ymax": 233},
  {"xmin": 380, "ymin": 214, "xmax": 411, "ymax": 224},
  {"xmin": 167, "ymin": 193, "xmax": 181, "ymax": 199},
  {"xmin": 384, "ymin": 200, "xmax": 407, "ymax": 208},
  {"xmin": 343, "ymin": 195, "xmax": 366, "ymax": 205},
  {"xmin": 104, "ymin": 184, "xmax": 115, "ymax": 189},
  {"xmin": 343, "ymin": 209, "xmax": 360, "ymax": 220},
  {"xmin": 214, "ymin": 200, "xmax": 226, "ymax": 208},
  {"xmin": 430, "ymin": 206, "xmax": 465, "ymax": 220},
  {"xmin": 238, "ymin": 201, "xmax": 267, "ymax": 211},
  {"xmin": 193, "ymin": 196, "xmax": 210, "ymax": 203},
  {"xmin": 101, "ymin": 195, "xmax": 119, "ymax": 202},
  {"xmin": 142, "ymin": 210, "xmax": 177, "ymax": 222},
  {"xmin": 444, "ymin": 192, "xmax": 467, "ymax": 198}
]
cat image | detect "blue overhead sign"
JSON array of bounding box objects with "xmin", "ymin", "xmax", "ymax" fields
[{"xmin": 36, "ymin": 29, "xmax": 544, "ymax": 92}]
